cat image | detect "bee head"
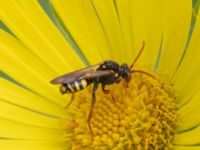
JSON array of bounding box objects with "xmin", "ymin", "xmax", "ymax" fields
[{"xmin": 120, "ymin": 63, "xmax": 131, "ymax": 82}]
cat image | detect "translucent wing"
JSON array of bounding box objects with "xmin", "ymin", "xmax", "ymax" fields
[
  {"xmin": 78, "ymin": 70, "xmax": 114, "ymax": 80},
  {"xmin": 50, "ymin": 64, "xmax": 114, "ymax": 84}
]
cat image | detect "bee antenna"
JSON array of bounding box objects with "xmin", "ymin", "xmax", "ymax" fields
[
  {"xmin": 131, "ymin": 69, "xmax": 156, "ymax": 79},
  {"xmin": 130, "ymin": 41, "xmax": 145, "ymax": 69}
]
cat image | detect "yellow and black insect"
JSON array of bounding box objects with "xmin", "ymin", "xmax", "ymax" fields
[{"xmin": 50, "ymin": 41, "xmax": 154, "ymax": 135}]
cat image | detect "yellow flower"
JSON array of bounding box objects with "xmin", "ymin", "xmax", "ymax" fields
[{"xmin": 0, "ymin": 0, "xmax": 199, "ymax": 149}]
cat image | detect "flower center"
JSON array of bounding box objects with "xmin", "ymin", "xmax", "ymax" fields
[{"xmin": 63, "ymin": 72, "xmax": 177, "ymax": 149}]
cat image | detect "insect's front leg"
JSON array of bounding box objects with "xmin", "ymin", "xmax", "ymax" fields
[
  {"xmin": 116, "ymin": 78, "xmax": 121, "ymax": 84},
  {"xmin": 87, "ymin": 81, "xmax": 99, "ymax": 138},
  {"xmin": 102, "ymin": 84, "xmax": 115, "ymax": 104}
]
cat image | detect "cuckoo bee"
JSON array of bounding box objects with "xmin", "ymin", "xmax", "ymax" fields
[{"xmin": 50, "ymin": 41, "xmax": 155, "ymax": 135}]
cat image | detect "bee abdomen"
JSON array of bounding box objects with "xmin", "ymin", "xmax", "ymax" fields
[{"xmin": 60, "ymin": 79, "xmax": 89, "ymax": 94}]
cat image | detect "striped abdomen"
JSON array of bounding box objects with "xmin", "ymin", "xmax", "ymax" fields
[{"xmin": 60, "ymin": 79, "xmax": 90, "ymax": 94}]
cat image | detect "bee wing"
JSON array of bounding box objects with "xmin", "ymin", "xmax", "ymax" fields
[
  {"xmin": 79, "ymin": 70, "xmax": 114, "ymax": 80},
  {"xmin": 50, "ymin": 64, "xmax": 101, "ymax": 84}
]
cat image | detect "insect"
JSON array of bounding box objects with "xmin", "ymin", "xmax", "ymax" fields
[{"xmin": 50, "ymin": 41, "xmax": 155, "ymax": 136}]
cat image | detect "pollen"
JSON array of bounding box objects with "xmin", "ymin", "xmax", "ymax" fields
[{"xmin": 62, "ymin": 72, "xmax": 178, "ymax": 150}]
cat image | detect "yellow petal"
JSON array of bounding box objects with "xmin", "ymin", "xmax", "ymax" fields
[
  {"xmin": 113, "ymin": 0, "xmax": 134, "ymax": 63},
  {"xmin": 173, "ymin": 146, "xmax": 200, "ymax": 150},
  {"xmin": 0, "ymin": 0, "xmax": 84, "ymax": 73},
  {"xmin": 0, "ymin": 99, "xmax": 63, "ymax": 129},
  {"xmin": 51, "ymin": 0, "xmax": 109, "ymax": 64},
  {"xmin": 173, "ymin": 126, "xmax": 200, "ymax": 145},
  {"xmin": 177, "ymin": 91, "xmax": 200, "ymax": 132},
  {"xmin": 51, "ymin": 0, "xmax": 163, "ymax": 68},
  {"xmin": 0, "ymin": 117, "xmax": 63, "ymax": 139},
  {"xmin": 88, "ymin": 0, "xmax": 127, "ymax": 62},
  {"xmin": 156, "ymin": 0, "xmax": 192, "ymax": 79},
  {"xmin": 172, "ymin": 9, "xmax": 200, "ymax": 106},
  {"xmin": 74, "ymin": 0, "xmax": 112, "ymax": 61},
  {"xmin": 0, "ymin": 29, "xmax": 57, "ymax": 79},
  {"xmin": 0, "ymin": 41, "xmax": 70, "ymax": 107},
  {"xmin": 129, "ymin": 0, "xmax": 162, "ymax": 70},
  {"xmin": 178, "ymin": 90, "xmax": 200, "ymax": 118},
  {"xmin": 0, "ymin": 78, "xmax": 69, "ymax": 118},
  {"xmin": 0, "ymin": 139, "xmax": 66, "ymax": 150}
]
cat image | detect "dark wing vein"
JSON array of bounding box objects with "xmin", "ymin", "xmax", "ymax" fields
[{"xmin": 51, "ymin": 64, "xmax": 101, "ymax": 84}]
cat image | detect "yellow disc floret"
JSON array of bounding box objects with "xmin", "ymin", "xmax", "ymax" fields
[{"xmin": 63, "ymin": 72, "xmax": 178, "ymax": 150}]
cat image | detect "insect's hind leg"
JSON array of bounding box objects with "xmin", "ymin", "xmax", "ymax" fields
[
  {"xmin": 87, "ymin": 81, "xmax": 99, "ymax": 139},
  {"xmin": 65, "ymin": 93, "xmax": 75, "ymax": 109}
]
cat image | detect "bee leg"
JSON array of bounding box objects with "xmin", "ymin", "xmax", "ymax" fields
[
  {"xmin": 116, "ymin": 79, "xmax": 128, "ymax": 95},
  {"xmin": 102, "ymin": 84, "xmax": 116, "ymax": 104},
  {"xmin": 65, "ymin": 93, "xmax": 75, "ymax": 109},
  {"xmin": 122, "ymin": 81, "xmax": 129, "ymax": 96},
  {"xmin": 87, "ymin": 82, "xmax": 99, "ymax": 139},
  {"xmin": 122, "ymin": 80, "xmax": 129, "ymax": 88},
  {"xmin": 116, "ymin": 79, "xmax": 121, "ymax": 84}
]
